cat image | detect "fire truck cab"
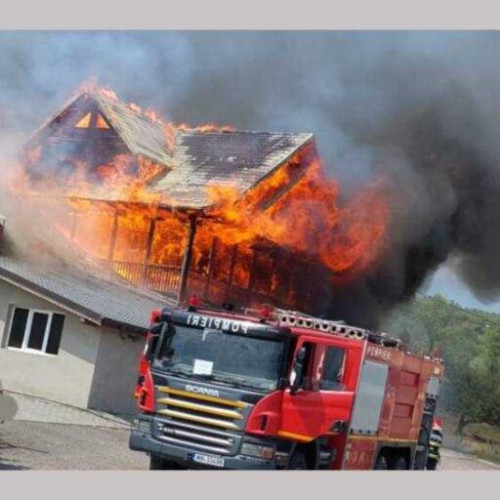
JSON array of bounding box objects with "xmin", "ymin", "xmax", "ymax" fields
[{"xmin": 129, "ymin": 304, "xmax": 444, "ymax": 470}]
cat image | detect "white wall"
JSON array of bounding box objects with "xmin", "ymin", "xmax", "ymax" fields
[{"xmin": 0, "ymin": 280, "xmax": 101, "ymax": 408}]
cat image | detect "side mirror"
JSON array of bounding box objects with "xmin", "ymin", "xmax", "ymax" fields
[
  {"xmin": 157, "ymin": 323, "xmax": 175, "ymax": 360},
  {"xmin": 145, "ymin": 334, "xmax": 159, "ymax": 363},
  {"xmin": 290, "ymin": 347, "xmax": 307, "ymax": 395}
]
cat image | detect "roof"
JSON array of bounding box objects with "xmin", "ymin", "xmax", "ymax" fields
[
  {"xmin": 0, "ymin": 256, "xmax": 174, "ymax": 332},
  {"xmin": 27, "ymin": 85, "xmax": 315, "ymax": 210},
  {"xmin": 153, "ymin": 130, "xmax": 314, "ymax": 208},
  {"xmin": 92, "ymin": 90, "xmax": 173, "ymax": 167}
]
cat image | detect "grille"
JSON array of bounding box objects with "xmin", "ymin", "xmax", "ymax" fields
[{"xmin": 154, "ymin": 385, "xmax": 249, "ymax": 455}]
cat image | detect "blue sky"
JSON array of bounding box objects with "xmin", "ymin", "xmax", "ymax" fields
[{"xmin": 425, "ymin": 265, "xmax": 500, "ymax": 313}]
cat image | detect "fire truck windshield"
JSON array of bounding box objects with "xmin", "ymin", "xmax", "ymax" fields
[{"xmin": 153, "ymin": 325, "xmax": 286, "ymax": 392}]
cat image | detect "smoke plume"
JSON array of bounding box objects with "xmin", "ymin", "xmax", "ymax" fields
[{"xmin": 2, "ymin": 31, "xmax": 500, "ymax": 326}]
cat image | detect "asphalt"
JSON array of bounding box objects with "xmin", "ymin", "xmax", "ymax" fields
[{"xmin": 0, "ymin": 392, "xmax": 498, "ymax": 471}]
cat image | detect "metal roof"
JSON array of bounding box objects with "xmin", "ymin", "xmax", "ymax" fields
[{"xmin": 0, "ymin": 256, "xmax": 173, "ymax": 332}]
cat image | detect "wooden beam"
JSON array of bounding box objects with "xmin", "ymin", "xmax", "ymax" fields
[
  {"xmin": 177, "ymin": 214, "xmax": 198, "ymax": 304},
  {"xmin": 107, "ymin": 209, "xmax": 120, "ymax": 262},
  {"xmin": 203, "ymin": 237, "xmax": 217, "ymax": 301},
  {"xmin": 225, "ymin": 245, "xmax": 238, "ymax": 299},
  {"xmin": 248, "ymin": 250, "xmax": 259, "ymax": 292},
  {"xmin": 140, "ymin": 217, "xmax": 159, "ymax": 286}
]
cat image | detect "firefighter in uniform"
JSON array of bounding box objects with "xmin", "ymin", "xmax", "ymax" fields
[{"xmin": 426, "ymin": 417, "xmax": 444, "ymax": 470}]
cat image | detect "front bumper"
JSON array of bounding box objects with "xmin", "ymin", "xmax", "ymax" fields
[{"xmin": 129, "ymin": 418, "xmax": 278, "ymax": 470}]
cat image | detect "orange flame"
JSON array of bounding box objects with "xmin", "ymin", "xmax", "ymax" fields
[
  {"xmin": 8, "ymin": 84, "xmax": 390, "ymax": 311},
  {"xmin": 206, "ymin": 158, "xmax": 388, "ymax": 275}
]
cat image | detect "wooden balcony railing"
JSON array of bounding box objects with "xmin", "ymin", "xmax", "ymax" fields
[{"xmin": 101, "ymin": 260, "xmax": 182, "ymax": 294}]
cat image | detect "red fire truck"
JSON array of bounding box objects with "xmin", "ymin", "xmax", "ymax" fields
[{"xmin": 129, "ymin": 303, "xmax": 444, "ymax": 470}]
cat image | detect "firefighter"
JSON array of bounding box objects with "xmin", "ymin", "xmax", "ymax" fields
[{"xmin": 426, "ymin": 417, "xmax": 444, "ymax": 470}]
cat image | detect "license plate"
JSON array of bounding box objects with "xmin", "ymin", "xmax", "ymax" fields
[{"xmin": 192, "ymin": 453, "xmax": 225, "ymax": 468}]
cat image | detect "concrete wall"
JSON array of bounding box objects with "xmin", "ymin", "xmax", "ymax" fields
[
  {"xmin": 87, "ymin": 326, "xmax": 144, "ymax": 415},
  {"xmin": 0, "ymin": 280, "xmax": 101, "ymax": 408}
]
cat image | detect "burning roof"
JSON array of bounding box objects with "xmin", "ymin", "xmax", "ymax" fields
[
  {"xmin": 24, "ymin": 84, "xmax": 314, "ymax": 210},
  {"xmin": 153, "ymin": 130, "xmax": 313, "ymax": 208}
]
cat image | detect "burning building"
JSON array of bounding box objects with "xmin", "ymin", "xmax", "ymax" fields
[{"xmin": 16, "ymin": 82, "xmax": 388, "ymax": 316}]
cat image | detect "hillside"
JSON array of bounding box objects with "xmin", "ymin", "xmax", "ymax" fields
[{"xmin": 381, "ymin": 295, "xmax": 500, "ymax": 461}]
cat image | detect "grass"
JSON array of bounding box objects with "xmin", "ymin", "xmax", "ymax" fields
[
  {"xmin": 463, "ymin": 423, "xmax": 500, "ymax": 463},
  {"xmin": 440, "ymin": 411, "xmax": 500, "ymax": 464}
]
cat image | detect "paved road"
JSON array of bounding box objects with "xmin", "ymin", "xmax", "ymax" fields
[
  {"xmin": 439, "ymin": 447, "xmax": 500, "ymax": 471},
  {"xmin": 2, "ymin": 419, "xmax": 499, "ymax": 470},
  {"xmin": 0, "ymin": 392, "xmax": 148, "ymax": 470},
  {"xmin": 1, "ymin": 393, "xmax": 498, "ymax": 471},
  {"xmin": 0, "ymin": 420, "xmax": 148, "ymax": 470}
]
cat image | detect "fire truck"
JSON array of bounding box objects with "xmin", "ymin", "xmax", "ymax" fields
[{"xmin": 129, "ymin": 302, "xmax": 444, "ymax": 470}]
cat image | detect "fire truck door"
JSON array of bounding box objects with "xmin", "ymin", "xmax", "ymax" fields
[{"xmin": 279, "ymin": 341, "xmax": 355, "ymax": 443}]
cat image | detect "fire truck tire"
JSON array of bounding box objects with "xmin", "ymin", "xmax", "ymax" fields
[
  {"xmin": 287, "ymin": 450, "xmax": 309, "ymax": 470},
  {"xmin": 373, "ymin": 455, "xmax": 389, "ymax": 470},
  {"xmin": 388, "ymin": 455, "xmax": 408, "ymax": 470}
]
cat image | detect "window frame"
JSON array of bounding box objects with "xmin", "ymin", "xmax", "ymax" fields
[
  {"xmin": 317, "ymin": 344, "xmax": 347, "ymax": 391},
  {"xmin": 6, "ymin": 306, "xmax": 65, "ymax": 356}
]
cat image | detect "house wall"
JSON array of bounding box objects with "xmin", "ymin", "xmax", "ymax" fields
[
  {"xmin": 0, "ymin": 280, "xmax": 101, "ymax": 408},
  {"xmin": 87, "ymin": 326, "xmax": 144, "ymax": 415}
]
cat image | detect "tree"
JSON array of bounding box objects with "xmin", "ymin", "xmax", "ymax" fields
[{"xmin": 382, "ymin": 295, "xmax": 500, "ymax": 435}]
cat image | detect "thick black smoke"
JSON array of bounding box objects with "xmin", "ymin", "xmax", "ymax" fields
[{"xmin": 2, "ymin": 31, "xmax": 500, "ymax": 326}]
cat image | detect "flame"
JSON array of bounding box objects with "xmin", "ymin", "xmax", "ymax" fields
[
  {"xmin": 9, "ymin": 84, "xmax": 389, "ymax": 312},
  {"xmin": 206, "ymin": 158, "xmax": 388, "ymax": 275},
  {"xmin": 128, "ymin": 102, "xmax": 141, "ymax": 114}
]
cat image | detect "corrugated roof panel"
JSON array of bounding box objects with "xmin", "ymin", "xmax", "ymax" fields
[{"xmin": 0, "ymin": 257, "xmax": 171, "ymax": 331}]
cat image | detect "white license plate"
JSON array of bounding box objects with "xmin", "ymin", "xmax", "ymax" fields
[{"xmin": 192, "ymin": 453, "xmax": 225, "ymax": 468}]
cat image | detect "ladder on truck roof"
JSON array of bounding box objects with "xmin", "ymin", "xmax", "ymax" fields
[{"xmin": 273, "ymin": 308, "xmax": 401, "ymax": 348}]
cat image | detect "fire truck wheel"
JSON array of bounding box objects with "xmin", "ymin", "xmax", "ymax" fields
[
  {"xmin": 389, "ymin": 455, "xmax": 408, "ymax": 470},
  {"xmin": 373, "ymin": 455, "xmax": 389, "ymax": 470},
  {"xmin": 287, "ymin": 450, "xmax": 309, "ymax": 470}
]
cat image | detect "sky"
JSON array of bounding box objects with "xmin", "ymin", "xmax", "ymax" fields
[{"xmin": 425, "ymin": 264, "xmax": 500, "ymax": 313}]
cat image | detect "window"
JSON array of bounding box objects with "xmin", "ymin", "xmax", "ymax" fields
[
  {"xmin": 74, "ymin": 112, "xmax": 91, "ymax": 129},
  {"xmin": 7, "ymin": 307, "xmax": 65, "ymax": 355},
  {"xmin": 74, "ymin": 112, "xmax": 111, "ymax": 129},
  {"xmin": 319, "ymin": 346, "xmax": 345, "ymax": 391},
  {"xmin": 96, "ymin": 113, "xmax": 110, "ymax": 129},
  {"xmin": 296, "ymin": 342, "xmax": 315, "ymax": 390}
]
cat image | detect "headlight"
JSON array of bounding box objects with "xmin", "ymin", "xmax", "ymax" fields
[{"xmin": 241, "ymin": 442, "xmax": 275, "ymax": 460}]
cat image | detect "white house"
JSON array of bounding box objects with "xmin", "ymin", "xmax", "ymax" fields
[{"xmin": 0, "ymin": 256, "xmax": 170, "ymax": 415}]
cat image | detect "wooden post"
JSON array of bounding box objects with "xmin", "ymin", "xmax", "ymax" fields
[
  {"xmin": 203, "ymin": 237, "xmax": 217, "ymax": 300},
  {"xmin": 177, "ymin": 214, "xmax": 198, "ymax": 305},
  {"xmin": 140, "ymin": 217, "xmax": 158, "ymax": 287},
  {"xmin": 224, "ymin": 245, "xmax": 238, "ymax": 299},
  {"xmin": 248, "ymin": 249, "xmax": 259, "ymax": 292},
  {"xmin": 107, "ymin": 209, "xmax": 120, "ymax": 262}
]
